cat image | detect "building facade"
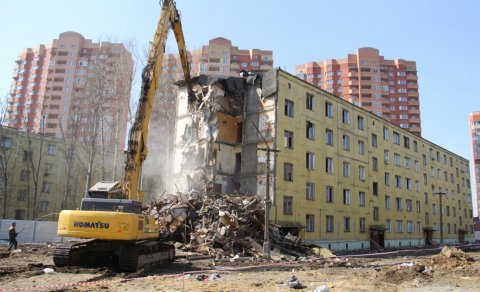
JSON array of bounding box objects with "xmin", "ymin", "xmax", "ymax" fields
[
  {"xmin": 5, "ymin": 31, "xmax": 133, "ymax": 149},
  {"xmin": 469, "ymin": 112, "xmax": 480, "ymax": 216},
  {"xmin": 173, "ymin": 68, "xmax": 474, "ymax": 251},
  {"xmin": 295, "ymin": 48, "xmax": 421, "ymax": 136},
  {"xmin": 0, "ymin": 126, "xmax": 124, "ymax": 220}
]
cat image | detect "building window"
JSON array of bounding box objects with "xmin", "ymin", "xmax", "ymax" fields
[
  {"xmin": 326, "ymin": 215, "xmax": 334, "ymax": 232},
  {"xmin": 384, "ymin": 150, "xmax": 390, "ymax": 164},
  {"xmin": 358, "ymin": 140, "xmax": 365, "ymax": 155},
  {"xmin": 41, "ymin": 182, "xmax": 51, "ymax": 193},
  {"xmin": 1, "ymin": 136, "xmax": 12, "ymax": 149},
  {"xmin": 15, "ymin": 210, "xmax": 25, "ymax": 220},
  {"xmin": 342, "ymin": 135, "xmax": 350, "ymax": 150},
  {"xmin": 416, "ymin": 201, "xmax": 421, "ymax": 213},
  {"xmin": 326, "ymin": 186, "xmax": 334, "ymax": 203},
  {"xmin": 306, "ymin": 121, "xmax": 315, "ymax": 140},
  {"xmin": 343, "ymin": 189, "xmax": 351, "ymax": 205},
  {"xmin": 47, "ymin": 144, "xmax": 57, "ymax": 156},
  {"xmin": 325, "ymin": 129, "xmax": 334, "ymax": 145},
  {"xmin": 385, "ymin": 195, "xmax": 391, "ymax": 209},
  {"xmin": 404, "ymin": 136, "xmax": 410, "ymax": 149},
  {"xmin": 23, "ymin": 150, "xmax": 33, "ymax": 162},
  {"xmin": 360, "ymin": 218, "xmax": 366, "ymax": 233},
  {"xmin": 396, "ymin": 197, "xmax": 402, "ymax": 211},
  {"xmin": 357, "ymin": 116, "xmax": 364, "ymax": 130},
  {"xmin": 343, "ymin": 162, "xmax": 351, "ymax": 177},
  {"xmin": 383, "ymin": 127, "xmax": 389, "ymax": 140},
  {"xmin": 386, "ymin": 219, "xmax": 391, "ymax": 232},
  {"xmin": 325, "ymin": 102, "xmax": 333, "ymax": 118},
  {"xmin": 394, "ymin": 153, "xmax": 401, "ymax": 166},
  {"xmin": 306, "ymin": 214, "xmax": 314, "ymax": 232},
  {"xmin": 39, "ymin": 200, "xmax": 49, "ymax": 212},
  {"xmin": 373, "ymin": 207, "xmax": 379, "ymax": 221},
  {"xmin": 20, "ymin": 170, "xmax": 30, "ymax": 181},
  {"xmin": 306, "ymin": 182, "xmax": 315, "ymax": 200},
  {"xmin": 413, "ymin": 141, "xmax": 418, "ymax": 153},
  {"xmin": 397, "ymin": 220, "xmax": 404, "ymax": 233},
  {"xmin": 359, "ymin": 191, "xmax": 366, "ymax": 207},
  {"xmin": 284, "ymin": 163, "xmax": 293, "ymax": 181},
  {"xmin": 371, "ymin": 134, "xmax": 377, "ymax": 147},
  {"xmin": 284, "ymin": 130, "xmax": 293, "ymax": 149},
  {"xmin": 283, "ymin": 196, "xmax": 293, "ymax": 215},
  {"xmin": 373, "ymin": 182, "xmax": 378, "ymax": 196},
  {"xmin": 372, "ymin": 157, "xmax": 378, "ymax": 172},
  {"xmin": 326, "ymin": 157, "xmax": 333, "ymax": 173},
  {"xmin": 306, "ymin": 93, "xmax": 314, "ymax": 110},
  {"xmin": 406, "ymin": 178, "xmax": 411, "ymax": 190},
  {"xmin": 342, "ymin": 109, "xmax": 350, "ymax": 124},
  {"xmin": 344, "ymin": 217, "xmax": 351, "ymax": 232},
  {"xmin": 406, "ymin": 199, "xmax": 412, "ymax": 212},
  {"xmin": 395, "ymin": 175, "xmax": 402, "ymax": 188},
  {"xmin": 359, "ymin": 166, "xmax": 366, "ymax": 181},
  {"xmin": 393, "ymin": 132, "xmax": 400, "ymax": 145},
  {"xmin": 306, "ymin": 152, "xmax": 315, "ymax": 169},
  {"xmin": 385, "ymin": 172, "xmax": 390, "ymax": 186},
  {"xmin": 17, "ymin": 189, "xmax": 28, "ymax": 201},
  {"xmin": 285, "ymin": 99, "xmax": 294, "ymax": 117}
]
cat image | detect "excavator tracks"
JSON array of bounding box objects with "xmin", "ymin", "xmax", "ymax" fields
[{"xmin": 53, "ymin": 240, "xmax": 175, "ymax": 271}]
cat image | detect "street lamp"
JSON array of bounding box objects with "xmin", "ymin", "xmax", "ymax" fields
[
  {"xmin": 252, "ymin": 122, "xmax": 279, "ymax": 260},
  {"xmin": 433, "ymin": 191, "xmax": 446, "ymax": 245}
]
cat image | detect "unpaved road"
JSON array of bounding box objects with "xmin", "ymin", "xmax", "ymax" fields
[{"xmin": 0, "ymin": 244, "xmax": 479, "ymax": 291}]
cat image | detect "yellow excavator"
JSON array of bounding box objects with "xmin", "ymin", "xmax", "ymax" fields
[{"xmin": 53, "ymin": 0, "xmax": 193, "ymax": 271}]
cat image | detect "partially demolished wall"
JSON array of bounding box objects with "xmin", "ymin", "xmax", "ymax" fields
[{"xmin": 174, "ymin": 74, "xmax": 270, "ymax": 196}]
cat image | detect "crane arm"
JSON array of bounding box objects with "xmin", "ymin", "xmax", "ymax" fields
[{"xmin": 121, "ymin": 0, "xmax": 193, "ymax": 200}]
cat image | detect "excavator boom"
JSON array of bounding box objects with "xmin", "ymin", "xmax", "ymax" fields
[{"xmin": 54, "ymin": 0, "xmax": 192, "ymax": 271}]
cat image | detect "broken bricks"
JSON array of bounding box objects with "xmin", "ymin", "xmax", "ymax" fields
[{"xmin": 148, "ymin": 192, "xmax": 313, "ymax": 259}]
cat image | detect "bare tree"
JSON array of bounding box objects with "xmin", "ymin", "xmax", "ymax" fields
[
  {"xmin": 20, "ymin": 114, "xmax": 46, "ymax": 220},
  {"xmin": 0, "ymin": 97, "xmax": 20, "ymax": 218}
]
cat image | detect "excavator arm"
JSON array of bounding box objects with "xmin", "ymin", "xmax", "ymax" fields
[{"xmin": 122, "ymin": 0, "xmax": 193, "ymax": 200}]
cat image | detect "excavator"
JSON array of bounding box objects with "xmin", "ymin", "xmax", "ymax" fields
[{"xmin": 53, "ymin": 0, "xmax": 194, "ymax": 271}]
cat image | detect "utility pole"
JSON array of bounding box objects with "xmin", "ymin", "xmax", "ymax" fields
[
  {"xmin": 433, "ymin": 191, "xmax": 446, "ymax": 245},
  {"xmin": 252, "ymin": 122, "xmax": 279, "ymax": 260}
]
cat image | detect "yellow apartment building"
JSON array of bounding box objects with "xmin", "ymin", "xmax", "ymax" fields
[
  {"xmin": 0, "ymin": 126, "xmax": 124, "ymax": 220},
  {"xmin": 174, "ymin": 68, "xmax": 474, "ymax": 251}
]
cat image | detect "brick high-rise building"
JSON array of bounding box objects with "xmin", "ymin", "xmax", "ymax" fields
[
  {"xmin": 469, "ymin": 112, "xmax": 480, "ymax": 216},
  {"xmin": 6, "ymin": 31, "xmax": 133, "ymax": 149},
  {"xmin": 296, "ymin": 47, "xmax": 421, "ymax": 136}
]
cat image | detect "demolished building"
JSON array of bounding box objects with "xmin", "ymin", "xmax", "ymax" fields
[{"xmin": 173, "ymin": 68, "xmax": 475, "ymax": 251}]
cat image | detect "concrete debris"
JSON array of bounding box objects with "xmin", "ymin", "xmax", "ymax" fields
[
  {"xmin": 287, "ymin": 275, "xmax": 303, "ymax": 289},
  {"xmin": 147, "ymin": 192, "xmax": 316, "ymax": 259}
]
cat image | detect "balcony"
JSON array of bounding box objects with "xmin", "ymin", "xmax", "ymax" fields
[
  {"xmin": 408, "ymin": 99, "xmax": 419, "ymax": 106},
  {"xmin": 408, "ymin": 91, "xmax": 419, "ymax": 97},
  {"xmin": 406, "ymin": 74, "xmax": 417, "ymax": 81}
]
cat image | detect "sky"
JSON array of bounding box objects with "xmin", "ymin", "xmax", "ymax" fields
[{"xmin": 1, "ymin": 1, "xmax": 480, "ymax": 194}]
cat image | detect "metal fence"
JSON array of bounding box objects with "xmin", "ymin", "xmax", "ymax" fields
[{"xmin": 0, "ymin": 218, "xmax": 63, "ymax": 244}]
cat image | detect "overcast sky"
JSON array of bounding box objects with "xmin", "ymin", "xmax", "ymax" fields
[{"xmin": 1, "ymin": 0, "xmax": 480, "ymax": 199}]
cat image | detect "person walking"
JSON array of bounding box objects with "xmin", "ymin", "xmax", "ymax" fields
[{"xmin": 8, "ymin": 221, "xmax": 18, "ymax": 251}]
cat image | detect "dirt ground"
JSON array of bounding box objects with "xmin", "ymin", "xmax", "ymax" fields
[{"xmin": 0, "ymin": 243, "xmax": 479, "ymax": 292}]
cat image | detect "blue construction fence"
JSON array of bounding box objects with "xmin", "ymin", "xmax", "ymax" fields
[{"xmin": 0, "ymin": 218, "xmax": 63, "ymax": 244}]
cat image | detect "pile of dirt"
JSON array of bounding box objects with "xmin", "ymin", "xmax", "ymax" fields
[
  {"xmin": 425, "ymin": 246, "xmax": 474, "ymax": 269},
  {"xmin": 376, "ymin": 263, "xmax": 432, "ymax": 285},
  {"xmin": 376, "ymin": 246, "xmax": 478, "ymax": 285}
]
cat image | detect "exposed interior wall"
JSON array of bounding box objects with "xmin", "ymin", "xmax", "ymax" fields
[{"xmin": 173, "ymin": 74, "xmax": 263, "ymax": 195}]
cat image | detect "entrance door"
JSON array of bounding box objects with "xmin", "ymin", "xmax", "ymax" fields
[
  {"xmin": 424, "ymin": 230, "xmax": 434, "ymax": 246},
  {"xmin": 458, "ymin": 231, "xmax": 465, "ymax": 243},
  {"xmin": 369, "ymin": 229, "xmax": 385, "ymax": 250}
]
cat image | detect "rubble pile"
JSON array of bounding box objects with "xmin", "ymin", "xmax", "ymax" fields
[
  {"xmin": 425, "ymin": 246, "xmax": 475, "ymax": 269},
  {"xmin": 148, "ymin": 192, "xmax": 311, "ymax": 259}
]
